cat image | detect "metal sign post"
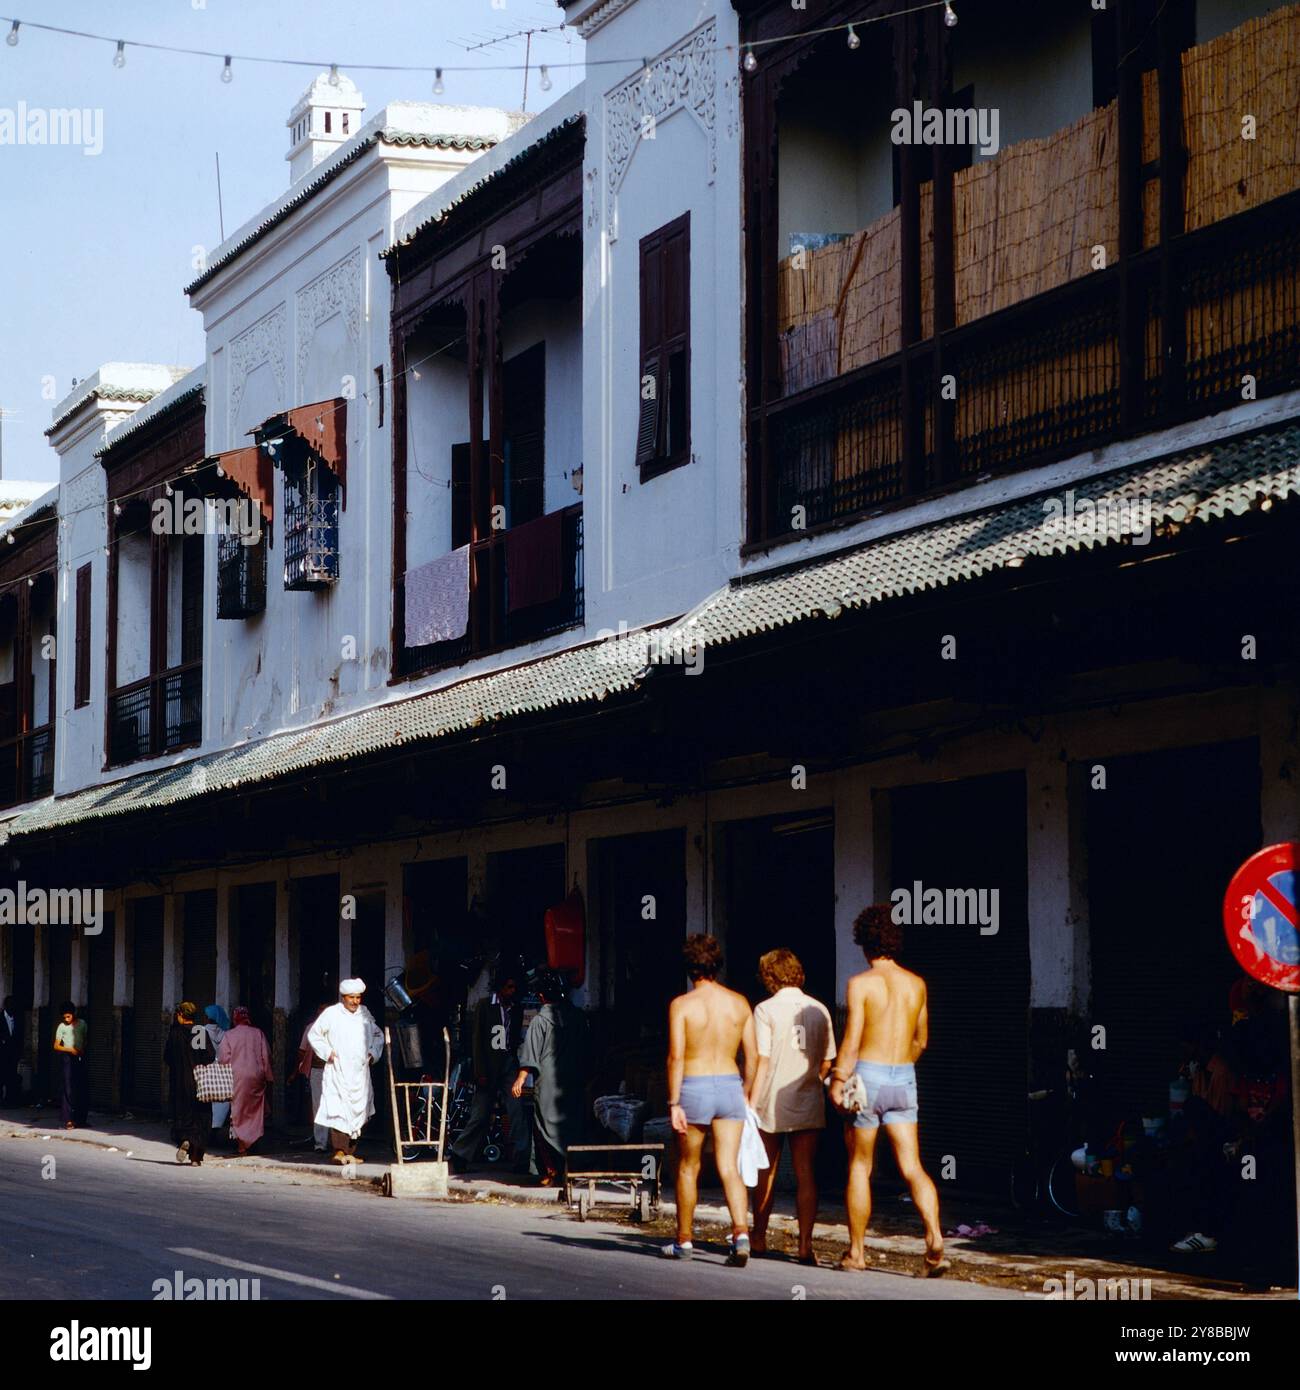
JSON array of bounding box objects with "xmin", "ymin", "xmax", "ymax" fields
[
  {"xmin": 1291, "ymin": 993, "xmax": 1300, "ymax": 1304},
  {"xmin": 1222, "ymin": 842, "xmax": 1300, "ymax": 1300}
]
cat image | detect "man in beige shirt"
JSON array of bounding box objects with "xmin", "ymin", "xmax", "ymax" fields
[{"xmin": 748, "ymin": 949, "xmax": 835, "ymax": 1263}]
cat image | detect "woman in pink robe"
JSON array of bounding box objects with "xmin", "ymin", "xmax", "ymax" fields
[{"xmin": 217, "ymin": 1007, "xmax": 274, "ymax": 1156}]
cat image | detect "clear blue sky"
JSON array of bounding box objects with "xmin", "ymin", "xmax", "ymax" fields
[{"xmin": 0, "ymin": 0, "xmax": 582, "ymax": 483}]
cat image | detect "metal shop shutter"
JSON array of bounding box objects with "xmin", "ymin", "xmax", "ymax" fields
[
  {"xmin": 889, "ymin": 773, "xmax": 1030, "ymax": 1195},
  {"xmin": 182, "ymin": 890, "xmax": 217, "ymax": 1012},
  {"xmin": 85, "ymin": 911, "xmax": 116, "ymax": 1108},
  {"xmin": 129, "ymin": 898, "xmax": 165, "ymax": 1110}
]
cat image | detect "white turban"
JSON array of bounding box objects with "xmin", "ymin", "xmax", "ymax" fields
[{"xmin": 339, "ymin": 978, "xmax": 366, "ymax": 995}]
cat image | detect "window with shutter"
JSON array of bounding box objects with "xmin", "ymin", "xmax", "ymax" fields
[
  {"xmin": 180, "ymin": 535, "xmax": 204, "ymax": 665},
  {"xmin": 74, "ymin": 563, "xmax": 91, "ymax": 709},
  {"xmin": 637, "ymin": 213, "xmax": 690, "ymax": 478}
]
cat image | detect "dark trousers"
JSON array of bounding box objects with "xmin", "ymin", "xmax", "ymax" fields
[
  {"xmin": 450, "ymin": 1064, "xmax": 527, "ymax": 1165},
  {"xmin": 60, "ymin": 1055, "xmax": 88, "ymax": 1126},
  {"xmin": 0, "ymin": 1055, "xmax": 18, "ymax": 1106},
  {"xmin": 330, "ymin": 1128, "xmax": 358, "ymax": 1155}
]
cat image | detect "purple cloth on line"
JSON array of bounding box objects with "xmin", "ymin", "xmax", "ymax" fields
[{"xmin": 405, "ymin": 546, "xmax": 470, "ymax": 647}]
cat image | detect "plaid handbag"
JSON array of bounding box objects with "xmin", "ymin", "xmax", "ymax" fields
[{"xmin": 194, "ymin": 1061, "xmax": 234, "ymax": 1104}]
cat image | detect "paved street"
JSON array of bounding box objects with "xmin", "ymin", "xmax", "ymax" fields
[{"xmin": 0, "ymin": 1136, "xmax": 1022, "ymax": 1301}]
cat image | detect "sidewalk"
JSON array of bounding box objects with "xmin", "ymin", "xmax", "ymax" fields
[{"xmin": 1, "ymin": 1106, "xmax": 1290, "ymax": 1299}]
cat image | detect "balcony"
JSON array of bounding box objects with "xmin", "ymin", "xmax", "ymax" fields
[
  {"xmin": 748, "ymin": 3, "xmax": 1300, "ymax": 542},
  {"xmin": 397, "ymin": 504, "xmax": 584, "ymax": 678},
  {"xmin": 0, "ymin": 724, "xmax": 53, "ymax": 808},
  {"xmin": 108, "ymin": 663, "xmax": 202, "ymax": 767}
]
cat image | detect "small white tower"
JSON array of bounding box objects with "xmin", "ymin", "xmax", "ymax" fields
[{"xmin": 286, "ymin": 70, "xmax": 366, "ymax": 183}]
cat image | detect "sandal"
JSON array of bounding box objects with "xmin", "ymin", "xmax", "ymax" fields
[{"xmin": 923, "ymin": 1251, "xmax": 952, "ymax": 1277}]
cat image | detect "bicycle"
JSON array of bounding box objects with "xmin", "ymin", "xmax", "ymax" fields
[{"xmin": 1010, "ymin": 1051, "xmax": 1095, "ymax": 1220}]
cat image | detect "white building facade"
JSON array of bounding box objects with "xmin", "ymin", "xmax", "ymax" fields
[{"xmin": 0, "ymin": 1, "xmax": 1297, "ymax": 1236}]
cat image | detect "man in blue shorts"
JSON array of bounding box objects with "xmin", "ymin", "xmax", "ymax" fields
[
  {"xmin": 830, "ymin": 905, "xmax": 948, "ymax": 1276},
  {"xmin": 664, "ymin": 934, "xmax": 756, "ymax": 1265}
]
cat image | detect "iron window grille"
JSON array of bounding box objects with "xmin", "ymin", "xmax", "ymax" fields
[
  {"xmin": 217, "ymin": 528, "xmax": 268, "ymax": 618},
  {"xmin": 283, "ymin": 457, "xmax": 339, "ymax": 590}
]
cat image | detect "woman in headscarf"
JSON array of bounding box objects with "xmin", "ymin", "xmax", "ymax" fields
[
  {"xmin": 166, "ymin": 1001, "xmax": 215, "ymax": 1166},
  {"xmin": 218, "ymin": 1006, "xmax": 274, "ymax": 1157},
  {"xmin": 203, "ymin": 1005, "xmax": 232, "ymax": 1141},
  {"xmin": 512, "ymin": 972, "xmax": 590, "ymax": 1186}
]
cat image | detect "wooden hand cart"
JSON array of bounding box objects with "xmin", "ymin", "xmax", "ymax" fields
[{"xmin": 564, "ymin": 1142, "xmax": 665, "ymax": 1223}]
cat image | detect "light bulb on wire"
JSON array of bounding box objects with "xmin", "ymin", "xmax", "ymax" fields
[
  {"xmin": 944, "ymin": 2, "xmax": 958, "ymax": 27},
  {"xmin": 6, "ymin": 21, "xmax": 18, "ymax": 47},
  {"xmin": 433, "ymin": 67, "xmax": 444, "ymax": 96},
  {"xmin": 742, "ymin": 45, "xmax": 758, "ymax": 73},
  {"xmin": 112, "ymin": 501, "xmax": 122, "ymax": 518},
  {"xmin": 539, "ymin": 65, "xmax": 552, "ymax": 92},
  {"xmin": 847, "ymin": 24, "xmax": 860, "ymax": 50},
  {"xmin": 113, "ymin": 41, "xmax": 126, "ymax": 69},
  {"xmin": 221, "ymin": 55, "xmax": 233, "ymax": 84},
  {"xmin": 329, "ymin": 64, "xmax": 340, "ymax": 87}
]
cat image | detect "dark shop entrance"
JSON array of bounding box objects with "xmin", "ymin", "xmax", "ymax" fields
[
  {"xmin": 719, "ymin": 812, "xmax": 835, "ymax": 1011},
  {"xmin": 292, "ymin": 873, "xmax": 340, "ymax": 1057},
  {"xmin": 41, "ymin": 920, "xmax": 73, "ymax": 1101},
  {"xmin": 1086, "ymin": 740, "xmax": 1262, "ymax": 1124},
  {"xmin": 485, "ymin": 844, "xmax": 566, "ymax": 977},
  {"xmin": 593, "ymin": 828, "xmax": 686, "ymax": 1114},
  {"xmin": 127, "ymin": 897, "xmax": 164, "ymax": 1111},
  {"xmin": 233, "ymin": 883, "xmax": 275, "ymax": 1038},
  {"xmin": 85, "ymin": 910, "xmax": 116, "ymax": 1109},
  {"xmin": 888, "ymin": 771, "xmax": 1030, "ymax": 1195}
]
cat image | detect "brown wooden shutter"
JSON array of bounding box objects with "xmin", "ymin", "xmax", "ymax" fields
[
  {"xmin": 637, "ymin": 229, "xmax": 664, "ymax": 468},
  {"xmin": 74, "ymin": 563, "xmax": 92, "ymax": 708},
  {"xmin": 638, "ymin": 214, "xmax": 690, "ymax": 474},
  {"xmin": 180, "ymin": 535, "xmax": 203, "ymax": 665},
  {"xmin": 451, "ymin": 442, "xmax": 472, "ymax": 550}
]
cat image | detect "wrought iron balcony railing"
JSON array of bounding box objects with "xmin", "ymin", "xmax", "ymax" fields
[
  {"xmin": 108, "ymin": 661, "xmax": 202, "ymax": 768},
  {"xmin": 0, "ymin": 723, "xmax": 54, "ymax": 809}
]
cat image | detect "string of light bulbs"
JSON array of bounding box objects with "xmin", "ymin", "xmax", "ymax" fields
[
  {"xmin": 0, "ymin": 0, "xmax": 968, "ymax": 549},
  {"xmin": 2, "ymin": 2, "xmax": 960, "ymax": 89}
]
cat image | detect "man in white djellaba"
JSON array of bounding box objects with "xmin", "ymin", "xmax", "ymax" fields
[{"xmin": 308, "ymin": 978, "xmax": 385, "ymax": 1164}]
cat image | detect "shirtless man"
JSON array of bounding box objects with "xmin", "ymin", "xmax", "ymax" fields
[
  {"xmin": 664, "ymin": 934, "xmax": 756, "ymax": 1265},
  {"xmin": 830, "ymin": 905, "xmax": 948, "ymax": 1276}
]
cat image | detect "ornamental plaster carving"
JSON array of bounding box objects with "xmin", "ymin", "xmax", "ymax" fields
[
  {"xmin": 604, "ymin": 21, "xmax": 716, "ymax": 237},
  {"xmin": 62, "ymin": 465, "xmax": 103, "ymax": 514},
  {"xmin": 296, "ymin": 248, "xmax": 362, "ymax": 394},
  {"xmin": 228, "ymin": 304, "xmax": 287, "ymax": 440},
  {"xmin": 585, "ymin": 166, "xmax": 601, "ymax": 231}
]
